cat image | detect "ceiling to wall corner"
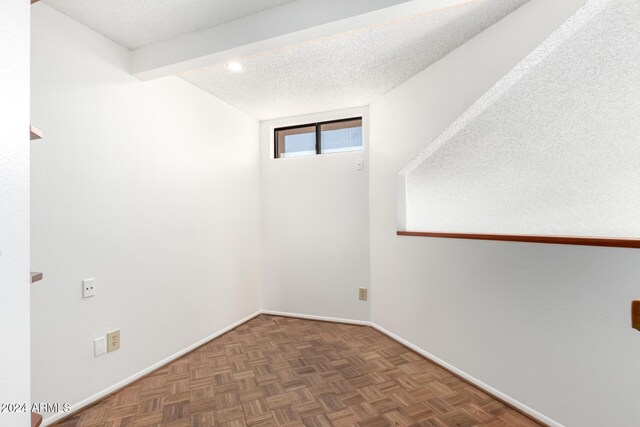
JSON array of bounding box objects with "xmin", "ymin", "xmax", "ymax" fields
[
  {"xmin": 41, "ymin": 0, "xmax": 298, "ymax": 49},
  {"xmin": 180, "ymin": 0, "xmax": 529, "ymax": 119},
  {"xmin": 41, "ymin": 0, "xmax": 530, "ymax": 120}
]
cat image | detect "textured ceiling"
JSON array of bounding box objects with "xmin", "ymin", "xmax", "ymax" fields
[
  {"xmin": 402, "ymin": 0, "xmax": 640, "ymax": 237},
  {"xmin": 41, "ymin": 0, "xmax": 297, "ymax": 49},
  {"xmin": 179, "ymin": 0, "xmax": 529, "ymax": 120}
]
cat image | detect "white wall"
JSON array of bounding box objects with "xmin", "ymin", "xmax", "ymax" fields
[
  {"xmin": 401, "ymin": 0, "xmax": 640, "ymax": 238},
  {"xmin": 0, "ymin": 2, "xmax": 31, "ymax": 426},
  {"xmin": 28, "ymin": 1, "xmax": 640, "ymax": 426},
  {"xmin": 371, "ymin": 0, "xmax": 640, "ymax": 426},
  {"xmin": 261, "ymin": 108, "xmax": 370, "ymax": 321},
  {"xmin": 30, "ymin": 5, "xmax": 261, "ymax": 422}
]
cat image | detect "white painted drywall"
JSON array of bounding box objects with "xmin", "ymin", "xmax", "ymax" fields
[
  {"xmin": 30, "ymin": 5, "xmax": 261, "ymax": 421},
  {"xmin": 371, "ymin": 0, "xmax": 640, "ymax": 426},
  {"xmin": 401, "ymin": 0, "xmax": 640, "ymax": 238},
  {"xmin": 0, "ymin": 2, "xmax": 31, "ymax": 426},
  {"xmin": 260, "ymin": 108, "xmax": 371, "ymax": 321}
]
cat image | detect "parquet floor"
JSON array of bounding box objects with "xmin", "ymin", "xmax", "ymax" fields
[{"xmin": 52, "ymin": 315, "xmax": 540, "ymax": 427}]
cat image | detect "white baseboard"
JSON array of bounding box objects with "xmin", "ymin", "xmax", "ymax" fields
[
  {"xmin": 42, "ymin": 310, "xmax": 262, "ymax": 426},
  {"xmin": 369, "ymin": 323, "xmax": 563, "ymax": 427},
  {"xmin": 260, "ymin": 309, "xmax": 372, "ymax": 326},
  {"xmin": 43, "ymin": 309, "xmax": 562, "ymax": 427},
  {"xmin": 261, "ymin": 309, "xmax": 562, "ymax": 427}
]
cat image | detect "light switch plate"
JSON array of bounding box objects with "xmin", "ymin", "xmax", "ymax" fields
[
  {"xmin": 94, "ymin": 336, "xmax": 106, "ymax": 357},
  {"xmin": 82, "ymin": 278, "xmax": 96, "ymax": 298},
  {"xmin": 355, "ymin": 158, "xmax": 364, "ymax": 170},
  {"xmin": 107, "ymin": 330, "xmax": 120, "ymax": 352},
  {"xmin": 359, "ymin": 287, "xmax": 368, "ymax": 301}
]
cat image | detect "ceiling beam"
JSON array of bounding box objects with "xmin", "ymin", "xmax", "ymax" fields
[{"xmin": 131, "ymin": 0, "xmax": 474, "ymax": 80}]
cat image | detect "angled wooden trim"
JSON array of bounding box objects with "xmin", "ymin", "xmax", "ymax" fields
[
  {"xmin": 397, "ymin": 231, "xmax": 640, "ymax": 249},
  {"xmin": 632, "ymin": 301, "xmax": 640, "ymax": 331},
  {"xmin": 31, "ymin": 0, "xmax": 41, "ymax": 4},
  {"xmin": 31, "ymin": 413, "xmax": 43, "ymax": 427},
  {"xmin": 31, "ymin": 272, "xmax": 43, "ymax": 283},
  {"xmin": 30, "ymin": 125, "xmax": 43, "ymax": 141}
]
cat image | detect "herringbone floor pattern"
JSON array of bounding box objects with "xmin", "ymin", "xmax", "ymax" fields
[{"xmin": 52, "ymin": 315, "xmax": 540, "ymax": 427}]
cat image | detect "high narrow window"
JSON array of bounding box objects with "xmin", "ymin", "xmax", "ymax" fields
[
  {"xmin": 275, "ymin": 125, "xmax": 316, "ymax": 158},
  {"xmin": 274, "ymin": 117, "xmax": 362, "ymax": 159},
  {"xmin": 319, "ymin": 118, "xmax": 362, "ymax": 154}
]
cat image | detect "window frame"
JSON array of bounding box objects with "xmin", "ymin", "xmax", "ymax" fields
[{"xmin": 273, "ymin": 116, "xmax": 363, "ymax": 159}]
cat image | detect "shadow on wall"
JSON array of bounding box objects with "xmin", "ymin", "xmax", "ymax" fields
[{"xmin": 398, "ymin": 0, "xmax": 640, "ymax": 241}]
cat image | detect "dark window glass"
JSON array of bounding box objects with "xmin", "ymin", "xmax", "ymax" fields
[
  {"xmin": 275, "ymin": 125, "xmax": 317, "ymax": 158},
  {"xmin": 274, "ymin": 117, "xmax": 362, "ymax": 159},
  {"xmin": 319, "ymin": 118, "xmax": 362, "ymax": 154}
]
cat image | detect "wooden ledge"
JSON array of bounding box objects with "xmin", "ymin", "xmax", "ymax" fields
[
  {"xmin": 31, "ymin": 412, "xmax": 43, "ymax": 427},
  {"xmin": 30, "ymin": 125, "xmax": 43, "ymax": 141},
  {"xmin": 397, "ymin": 231, "xmax": 640, "ymax": 249},
  {"xmin": 31, "ymin": 272, "xmax": 43, "ymax": 283}
]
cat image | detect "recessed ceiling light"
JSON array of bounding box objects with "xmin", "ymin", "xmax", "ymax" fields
[{"xmin": 225, "ymin": 61, "xmax": 246, "ymax": 73}]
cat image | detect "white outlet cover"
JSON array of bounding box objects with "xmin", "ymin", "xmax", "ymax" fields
[
  {"xmin": 82, "ymin": 278, "xmax": 96, "ymax": 298},
  {"xmin": 94, "ymin": 336, "xmax": 106, "ymax": 357},
  {"xmin": 356, "ymin": 158, "xmax": 364, "ymax": 170}
]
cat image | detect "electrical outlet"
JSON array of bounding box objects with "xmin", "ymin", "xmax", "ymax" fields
[
  {"xmin": 94, "ymin": 336, "xmax": 106, "ymax": 357},
  {"xmin": 107, "ymin": 330, "xmax": 120, "ymax": 352},
  {"xmin": 359, "ymin": 287, "xmax": 368, "ymax": 301},
  {"xmin": 82, "ymin": 278, "xmax": 96, "ymax": 298}
]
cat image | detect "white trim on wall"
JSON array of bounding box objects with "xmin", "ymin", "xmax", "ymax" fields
[
  {"xmin": 262, "ymin": 310, "xmax": 563, "ymax": 427},
  {"xmin": 42, "ymin": 309, "xmax": 563, "ymax": 427},
  {"xmin": 260, "ymin": 309, "xmax": 372, "ymax": 326},
  {"xmin": 369, "ymin": 323, "xmax": 563, "ymax": 427},
  {"xmin": 42, "ymin": 311, "xmax": 262, "ymax": 426}
]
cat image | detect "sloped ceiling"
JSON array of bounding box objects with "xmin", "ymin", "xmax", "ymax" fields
[
  {"xmin": 41, "ymin": 0, "xmax": 297, "ymax": 49},
  {"xmin": 40, "ymin": 0, "xmax": 530, "ymax": 120},
  {"xmin": 401, "ymin": 0, "xmax": 640, "ymax": 237},
  {"xmin": 179, "ymin": 0, "xmax": 529, "ymax": 120}
]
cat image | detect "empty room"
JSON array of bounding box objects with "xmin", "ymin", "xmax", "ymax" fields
[{"xmin": 1, "ymin": 0, "xmax": 639, "ymax": 426}]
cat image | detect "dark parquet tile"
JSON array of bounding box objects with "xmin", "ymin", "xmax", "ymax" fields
[{"xmin": 51, "ymin": 315, "xmax": 540, "ymax": 427}]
